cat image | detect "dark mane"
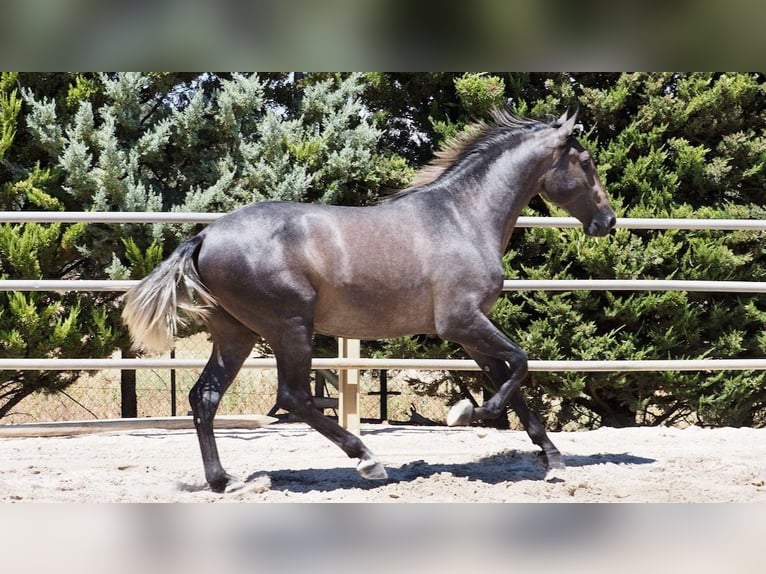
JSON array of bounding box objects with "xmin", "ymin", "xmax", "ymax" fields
[{"xmin": 385, "ymin": 109, "xmax": 554, "ymax": 202}]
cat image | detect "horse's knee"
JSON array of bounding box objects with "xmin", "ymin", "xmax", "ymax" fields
[
  {"xmin": 505, "ymin": 347, "xmax": 528, "ymax": 373},
  {"xmin": 475, "ymin": 351, "xmax": 529, "ymax": 421}
]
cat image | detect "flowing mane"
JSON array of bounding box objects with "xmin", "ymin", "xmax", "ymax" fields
[{"xmin": 387, "ymin": 109, "xmax": 554, "ymax": 201}]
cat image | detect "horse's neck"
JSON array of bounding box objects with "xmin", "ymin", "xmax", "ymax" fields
[{"xmin": 448, "ymin": 143, "xmax": 550, "ymax": 254}]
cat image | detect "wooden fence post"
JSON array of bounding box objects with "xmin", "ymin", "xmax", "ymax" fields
[{"xmin": 337, "ymin": 337, "xmax": 361, "ymax": 434}]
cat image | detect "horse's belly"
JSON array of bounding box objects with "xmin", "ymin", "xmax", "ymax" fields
[{"xmin": 313, "ymin": 292, "xmax": 435, "ymax": 340}]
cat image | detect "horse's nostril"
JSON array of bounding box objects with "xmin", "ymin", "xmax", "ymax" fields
[{"xmin": 608, "ymin": 216, "xmax": 617, "ymax": 228}]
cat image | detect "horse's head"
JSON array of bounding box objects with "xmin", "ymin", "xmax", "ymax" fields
[{"xmin": 541, "ymin": 111, "xmax": 616, "ymax": 237}]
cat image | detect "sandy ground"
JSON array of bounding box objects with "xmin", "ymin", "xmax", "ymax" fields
[{"xmin": 0, "ymin": 422, "xmax": 764, "ymax": 502}]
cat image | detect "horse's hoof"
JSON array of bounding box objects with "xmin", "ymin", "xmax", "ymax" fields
[
  {"xmin": 357, "ymin": 458, "xmax": 388, "ymax": 480},
  {"xmin": 539, "ymin": 450, "xmax": 565, "ymax": 470},
  {"xmin": 208, "ymin": 473, "xmax": 243, "ymax": 493},
  {"xmin": 447, "ymin": 399, "xmax": 474, "ymax": 426},
  {"xmin": 223, "ymin": 478, "xmax": 248, "ymax": 493},
  {"xmin": 225, "ymin": 475, "xmax": 271, "ymax": 495}
]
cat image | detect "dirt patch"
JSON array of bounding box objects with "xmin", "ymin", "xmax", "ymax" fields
[{"xmin": 0, "ymin": 422, "xmax": 764, "ymax": 502}]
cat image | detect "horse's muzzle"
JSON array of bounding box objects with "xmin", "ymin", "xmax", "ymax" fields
[{"xmin": 585, "ymin": 213, "xmax": 617, "ymax": 237}]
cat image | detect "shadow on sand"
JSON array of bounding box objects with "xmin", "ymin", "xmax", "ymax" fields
[{"xmin": 243, "ymin": 449, "xmax": 656, "ymax": 494}]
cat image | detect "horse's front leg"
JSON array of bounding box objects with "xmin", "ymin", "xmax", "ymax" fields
[
  {"xmin": 440, "ymin": 312, "xmax": 564, "ymax": 470},
  {"xmin": 509, "ymin": 386, "xmax": 564, "ymax": 469},
  {"xmin": 451, "ymin": 350, "xmax": 564, "ymax": 469}
]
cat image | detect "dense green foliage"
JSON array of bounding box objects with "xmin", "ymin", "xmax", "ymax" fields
[
  {"xmin": 1, "ymin": 72, "xmax": 764, "ymax": 427},
  {"xmin": 0, "ymin": 73, "xmax": 117, "ymax": 415},
  {"xmin": 510, "ymin": 73, "xmax": 766, "ymax": 428}
]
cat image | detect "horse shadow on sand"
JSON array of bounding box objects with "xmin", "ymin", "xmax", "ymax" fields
[{"xmin": 241, "ymin": 448, "xmax": 656, "ymax": 495}]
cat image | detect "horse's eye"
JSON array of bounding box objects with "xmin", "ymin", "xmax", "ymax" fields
[{"xmin": 578, "ymin": 152, "xmax": 591, "ymax": 171}]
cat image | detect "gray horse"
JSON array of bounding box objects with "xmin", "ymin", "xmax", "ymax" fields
[{"xmin": 122, "ymin": 109, "xmax": 616, "ymax": 492}]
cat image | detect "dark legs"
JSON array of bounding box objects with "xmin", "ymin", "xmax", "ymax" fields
[
  {"xmin": 190, "ymin": 308, "xmax": 385, "ymax": 493},
  {"xmin": 270, "ymin": 324, "xmax": 386, "ymax": 480},
  {"xmin": 441, "ymin": 312, "xmax": 564, "ymax": 470},
  {"xmin": 463, "ymin": 351, "xmax": 563, "ymax": 468},
  {"xmin": 191, "ymin": 300, "xmax": 559, "ymax": 491},
  {"xmin": 189, "ymin": 312, "xmax": 258, "ymax": 492}
]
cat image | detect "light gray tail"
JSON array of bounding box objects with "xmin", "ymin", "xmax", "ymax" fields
[{"xmin": 121, "ymin": 235, "xmax": 217, "ymax": 355}]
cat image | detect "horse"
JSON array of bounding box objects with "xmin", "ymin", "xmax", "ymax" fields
[{"xmin": 122, "ymin": 109, "xmax": 616, "ymax": 492}]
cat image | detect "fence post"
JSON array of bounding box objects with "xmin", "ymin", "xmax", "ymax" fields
[
  {"xmin": 337, "ymin": 338, "xmax": 361, "ymax": 434},
  {"xmin": 120, "ymin": 347, "xmax": 137, "ymax": 418},
  {"xmin": 170, "ymin": 349, "xmax": 177, "ymax": 417}
]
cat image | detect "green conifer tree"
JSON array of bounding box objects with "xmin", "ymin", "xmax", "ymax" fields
[{"xmin": 0, "ymin": 73, "xmax": 118, "ymax": 416}]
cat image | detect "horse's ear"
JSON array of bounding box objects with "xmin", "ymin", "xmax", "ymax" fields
[{"xmin": 556, "ymin": 109, "xmax": 578, "ymax": 140}]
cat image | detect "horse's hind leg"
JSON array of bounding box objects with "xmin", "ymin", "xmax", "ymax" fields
[
  {"xmin": 270, "ymin": 325, "xmax": 387, "ymax": 480},
  {"xmin": 189, "ymin": 310, "xmax": 257, "ymax": 492}
]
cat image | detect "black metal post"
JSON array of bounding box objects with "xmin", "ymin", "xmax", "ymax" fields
[
  {"xmin": 379, "ymin": 369, "xmax": 388, "ymax": 421},
  {"xmin": 170, "ymin": 349, "xmax": 176, "ymax": 416},
  {"xmin": 120, "ymin": 346, "xmax": 137, "ymax": 418}
]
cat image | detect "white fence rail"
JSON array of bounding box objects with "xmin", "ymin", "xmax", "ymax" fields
[
  {"xmin": 3, "ymin": 211, "xmax": 766, "ymax": 230},
  {"xmin": 3, "ymin": 279, "xmax": 766, "ymax": 293},
  {"xmin": 1, "ymin": 212, "xmax": 764, "ymax": 375},
  {"xmin": 1, "ymin": 358, "xmax": 766, "ymax": 372}
]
